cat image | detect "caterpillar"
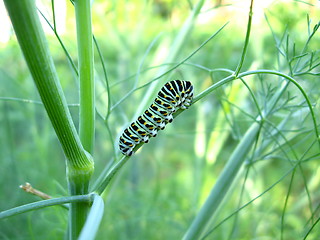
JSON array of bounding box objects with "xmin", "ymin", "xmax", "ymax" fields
[{"xmin": 119, "ymin": 80, "xmax": 194, "ymax": 156}]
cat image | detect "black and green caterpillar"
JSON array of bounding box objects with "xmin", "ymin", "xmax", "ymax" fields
[{"xmin": 119, "ymin": 80, "xmax": 194, "ymax": 156}]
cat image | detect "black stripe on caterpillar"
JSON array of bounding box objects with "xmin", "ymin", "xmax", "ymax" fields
[{"xmin": 119, "ymin": 80, "xmax": 194, "ymax": 156}]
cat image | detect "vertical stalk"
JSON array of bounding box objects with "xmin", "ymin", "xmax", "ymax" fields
[
  {"xmin": 3, "ymin": 0, "xmax": 88, "ymax": 164},
  {"xmin": 75, "ymin": 0, "xmax": 95, "ymax": 154},
  {"xmin": 70, "ymin": 0, "xmax": 95, "ymax": 239},
  {"xmin": 183, "ymin": 123, "xmax": 260, "ymax": 240},
  {"xmin": 68, "ymin": 172, "xmax": 92, "ymax": 240},
  {"xmin": 4, "ymin": 0, "xmax": 95, "ymax": 239},
  {"xmin": 234, "ymin": 0, "xmax": 254, "ymax": 77}
]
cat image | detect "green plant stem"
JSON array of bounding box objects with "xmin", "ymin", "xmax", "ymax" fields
[
  {"xmin": 68, "ymin": 176, "xmax": 92, "ymax": 240},
  {"xmin": 193, "ymin": 69, "xmax": 319, "ymax": 145},
  {"xmin": 3, "ymin": 0, "xmax": 94, "ymax": 239},
  {"xmin": 38, "ymin": 9, "xmax": 78, "ymax": 76},
  {"xmin": 204, "ymin": 164, "xmax": 297, "ymax": 238},
  {"xmin": 0, "ymin": 195, "xmax": 93, "ymax": 219},
  {"xmin": 92, "ymin": 155, "xmax": 130, "ymax": 195},
  {"xmin": 78, "ymin": 194, "xmax": 104, "ymax": 240},
  {"xmin": 75, "ymin": 0, "xmax": 95, "ymax": 154},
  {"xmin": 70, "ymin": 1, "xmax": 95, "ymax": 238},
  {"xmin": 234, "ymin": 0, "xmax": 254, "ymax": 76},
  {"xmin": 3, "ymin": 0, "xmax": 91, "ymax": 168},
  {"xmin": 183, "ymin": 122, "xmax": 261, "ymax": 240}
]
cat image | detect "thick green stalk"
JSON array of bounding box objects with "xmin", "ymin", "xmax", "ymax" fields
[
  {"xmin": 75, "ymin": 0, "xmax": 95, "ymax": 154},
  {"xmin": 3, "ymin": 0, "xmax": 94, "ymax": 239},
  {"xmin": 3, "ymin": 0, "xmax": 89, "ymax": 167},
  {"xmin": 183, "ymin": 122, "xmax": 261, "ymax": 240}
]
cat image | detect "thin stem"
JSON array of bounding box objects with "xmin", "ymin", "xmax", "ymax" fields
[
  {"xmin": 38, "ymin": 9, "xmax": 78, "ymax": 76},
  {"xmin": 234, "ymin": 0, "xmax": 254, "ymax": 76},
  {"xmin": 0, "ymin": 195, "xmax": 93, "ymax": 219},
  {"xmin": 51, "ymin": 0, "xmax": 56, "ymax": 31},
  {"xmin": 92, "ymin": 155, "xmax": 130, "ymax": 195},
  {"xmin": 76, "ymin": 0, "xmax": 95, "ymax": 154},
  {"xmin": 193, "ymin": 69, "xmax": 320, "ymax": 148},
  {"xmin": 93, "ymin": 36, "xmax": 110, "ymax": 113}
]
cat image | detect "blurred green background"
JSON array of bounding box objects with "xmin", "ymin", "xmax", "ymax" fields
[{"xmin": 0, "ymin": 0, "xmax": 319, "ymax": 239}]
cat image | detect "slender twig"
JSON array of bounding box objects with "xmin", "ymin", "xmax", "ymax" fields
[{"xmin": 20, "ymin": 182, "xmax": 52, "ymax": 200}]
